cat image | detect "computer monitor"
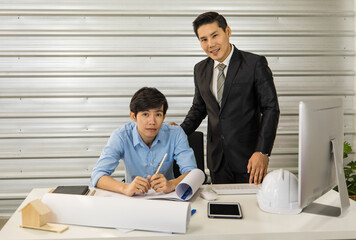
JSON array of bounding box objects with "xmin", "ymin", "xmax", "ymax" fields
[{"xmin": 298, "ymin": 98, "xmax": 350, "ymax": 217}]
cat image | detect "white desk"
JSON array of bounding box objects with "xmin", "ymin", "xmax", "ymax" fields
[{"xmin": 1, "ymin": 186, "xmax": 356, "ymax": 240}]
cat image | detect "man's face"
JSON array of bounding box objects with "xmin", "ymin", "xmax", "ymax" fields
[
  {"xmin": 197, "ymin": 22, "xmax": 232, "ymax": 63},
  {"xmin": 130, "ymin": 106, "xmax": 166, "ymax": 146}
]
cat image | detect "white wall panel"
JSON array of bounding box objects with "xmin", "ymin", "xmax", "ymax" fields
[
  {"xmin": 0, "ymin": 0, "xmax": 352, "ymax": 12},
  {"xmin": 0, "ymin": 36, "xmax": 353, "ymax": 55},
  {"xmin": 0, "ymin": 16, "xmax": 353, "ymax": 33},
  {"xmin": 0, "ymin": 76, "xmax": 354, "ymax": 96},
  {"xmin": 1, "ymin": 96, "xmax": 354, "ymax": 116},
  {"xmin": 0, "ymin": 0, "xmax": 354, "ymax": 218},
  {"xmin": 3, "ymin": 56, "xmax": 350, "ymax": 71}
]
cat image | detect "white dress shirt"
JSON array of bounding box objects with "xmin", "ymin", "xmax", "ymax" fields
[{"xmin": 210, "ymin": 44, "xmax": 234, "ymax": 101}]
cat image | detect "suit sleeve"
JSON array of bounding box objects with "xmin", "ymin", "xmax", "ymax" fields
[
  {"xmin": 254, "ymin": 56, "xmax": 280, "ymax": 155},
  {"xmin": 180, "ymin": 64, "xmax": 208, "ymax": 136}
]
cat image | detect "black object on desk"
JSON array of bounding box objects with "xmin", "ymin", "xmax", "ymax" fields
[
  {"xmin": 207, "ymin": 202, "xmax": 243, "ymax": 219},
  {"xmin": 52, "ymin": 185, "xmax": 89, "ymax": 195}
]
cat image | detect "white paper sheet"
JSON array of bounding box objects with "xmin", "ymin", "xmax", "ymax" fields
[
  {"xmin": 42, "ymin": 193, "xmax": 191, "ymax": 233},
  {"xmin": 146, "ymin": 168, "xmax": 205, "ymax": 201},
  {"xmin": 94, "ymin": 168, "xmax": 205, "ymax": 201}
]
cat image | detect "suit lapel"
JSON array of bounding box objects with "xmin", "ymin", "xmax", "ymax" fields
[{"xmin": 220, "ymin": 47, "xmax": 242, "ymax": 112}]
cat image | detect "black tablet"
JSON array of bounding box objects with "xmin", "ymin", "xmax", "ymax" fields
[
  {"xmin": 52, "ymin": 185, "xmax": 89, "ymax": 195},
  {"xmin": 208, "ymin": 202, "xmax": 242, "ymax": 219}
]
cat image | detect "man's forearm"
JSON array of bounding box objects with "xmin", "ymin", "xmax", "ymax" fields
[
  {"xmin": 96, "ymin": 175, "xmax": 126, "ymax": 194},
  {"xmin": 168, "ymin": 171, "xmax": 190, "ymax": 189}
]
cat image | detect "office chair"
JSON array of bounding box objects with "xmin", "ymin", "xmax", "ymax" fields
[{"xmin": 173, "ymin": 131, "xmax": 206, "ymax": 183}]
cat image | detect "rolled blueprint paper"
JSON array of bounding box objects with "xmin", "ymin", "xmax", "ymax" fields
[
  {"xmin": 147, "ymin": 168, "xmax": 205, "ymax": 201},
  {"xmin": 175, "ymin": 168, "xmax": 205, "ymax": 200},
  {"xmin": 42, "ymin": 193, "xmax": 191, "ymax": 233}
]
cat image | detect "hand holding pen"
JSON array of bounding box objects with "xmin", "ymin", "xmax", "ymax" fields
[
  {"xmin": 148, "ymin": 153, "xmax": 174, "ymax": 193},
  {"xmin": 126, "ymin": 153, "xmax": 167, "ymax": 196}
]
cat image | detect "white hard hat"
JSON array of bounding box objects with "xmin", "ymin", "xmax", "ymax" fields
[{"xmin": 257, "ymin": 169, "xmax": 302, "ymax": 214}]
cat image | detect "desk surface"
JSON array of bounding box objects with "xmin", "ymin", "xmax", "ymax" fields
[{"xmin": 1, "ymin": 186, "xmax": 356, "ymax": 240}]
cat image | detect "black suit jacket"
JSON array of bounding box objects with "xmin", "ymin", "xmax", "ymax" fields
[{"xmin": 181, "ymin": 47, "xmax": 280, "ymax": 173}]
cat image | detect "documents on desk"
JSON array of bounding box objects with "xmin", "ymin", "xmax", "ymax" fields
[
  {"xmin": 97, "ymin": 168, "xmax": 205, "ymax": 201},
  {"xmin": 42, "ymin": 193, "xmax": 190, "ymax": 233},
  {"xmin": 3, "ymin": 188, "xmax": 356, "ymax": 240},
  {"xmin": 147, "ymin": 168, "xmax": 205, "ymax": 201},
  {"xmin": 41, "ymin": 169, "xmax": 205, "ymax": 234}
]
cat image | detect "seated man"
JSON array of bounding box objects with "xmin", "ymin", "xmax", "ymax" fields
[{"xmin": 91, "ymin": 87, "xmax": 197, "ymax": 196}]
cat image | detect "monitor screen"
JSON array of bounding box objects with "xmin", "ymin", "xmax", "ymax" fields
[{"xmin": 298, "ymin": 98, "xmax": 344, "ymax": 210}]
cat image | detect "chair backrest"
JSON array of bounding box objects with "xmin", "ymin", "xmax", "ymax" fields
[{"xmin": 173, "ymin": 131, "xmax": 206, "ymax": 182}]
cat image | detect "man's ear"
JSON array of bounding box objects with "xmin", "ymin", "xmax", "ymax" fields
[
  {"xmin": 225, "ymin": 26, "xmax": 231, "ymax": 38},
  {"xmin": 130, "ymin": 112, "xmax": 136, "ymax": 122}
]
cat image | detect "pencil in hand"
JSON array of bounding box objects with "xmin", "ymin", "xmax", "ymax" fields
[{"xmin": 155, "ymin": 153, "xmax": 167, "ymax": 174}]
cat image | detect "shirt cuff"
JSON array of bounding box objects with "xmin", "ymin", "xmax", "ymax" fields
[{"xmin": 90, "ymin": 172, "xmax": 108, "ymax": 188}]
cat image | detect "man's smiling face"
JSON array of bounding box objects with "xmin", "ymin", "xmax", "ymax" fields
[{"xmin": 197, "ymin": 22, "xmax": 232, "ymax": 63}]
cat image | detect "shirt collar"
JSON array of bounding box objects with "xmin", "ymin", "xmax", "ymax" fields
[
  {"xmin": 214, "ymin": 44, "xmax": 234, "ymax": 69},
  {"xmin": 132, "ymin": 122, "xmax": 163, "ymax": 148},
  {"xmin": 132, "ymin": 123, "xmax": 142, "ymax": 147},
  {"xmin": 152, "ymin": 126, "xmax": 164, "ymax": 147}
]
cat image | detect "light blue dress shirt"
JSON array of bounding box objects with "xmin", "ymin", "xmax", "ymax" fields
[{"xmin": 91, "ymin": 122, "xmax": 197, "ymax": 187}]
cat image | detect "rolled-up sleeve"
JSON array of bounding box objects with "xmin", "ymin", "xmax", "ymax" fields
[
  {"xmin": 90, "ymin": 130, "xmax": 124, "ymax": 187},
  {"xmin": 173, "ymin": 127, "xmax": 197, "ymax": 174}
]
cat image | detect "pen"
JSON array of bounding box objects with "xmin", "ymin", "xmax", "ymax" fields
[{"xmin": 155, "ymin": 153, "xmax": 167, "ymax": 174}]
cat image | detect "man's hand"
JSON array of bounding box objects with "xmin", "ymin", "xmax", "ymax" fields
[
  {"xmin": 167, "ymin": 122, "xmax": 178, "ymax": 126},
  {"xmin": 149, "ymin": 174, "xmax": 175, "ymax": 193},
  {"xmin": 247, "ymin": 152, "xmax": 269, "ymax": 184},
  {"xmin": 123, "ymin": 176, "xmax": 151, "ymax": 196}
]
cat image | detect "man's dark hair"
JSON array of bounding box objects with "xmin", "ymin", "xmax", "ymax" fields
[
  {"xmin": 130, "ymin": 87, "xmax": 168, "ymax": 116},
  {"xmin": 193, "ymin": 11, "xmax": 228, "ymax": 38}
]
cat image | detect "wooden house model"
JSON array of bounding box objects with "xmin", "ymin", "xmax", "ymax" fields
[{"xmin": 20, "ymin": 199, "xmax": 50, "ymax": 227}]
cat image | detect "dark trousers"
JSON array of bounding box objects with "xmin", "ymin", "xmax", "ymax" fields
[{"xmin": 210, "ymin": 156, "xmax": 250, "ymax": 184}]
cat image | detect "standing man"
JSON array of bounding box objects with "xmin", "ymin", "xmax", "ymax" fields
[{"xmin": 180, "ymin": 12, "xmax": 279, "ymax": 184}]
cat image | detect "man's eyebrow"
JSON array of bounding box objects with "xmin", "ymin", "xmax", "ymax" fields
[
  {"xmin": 209, "ymin": 31, "xmax": 218, "ymax": 36},
  {"xmin": 148, "ymin": 109, "xmax": 163, "ymax": 112},
  {"xmin": 199, "ymin": 30, "xmax": 218, "ymax": 40}
]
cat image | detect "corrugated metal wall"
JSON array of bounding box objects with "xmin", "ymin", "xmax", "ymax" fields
[{"xmin": 0, "ymin": 0, "xmax": 354, "ymax": 218}]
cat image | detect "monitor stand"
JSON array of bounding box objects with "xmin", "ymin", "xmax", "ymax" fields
[{"xmin": 303, "ymin": 139, "xmax": 350, "ymax": 217}]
